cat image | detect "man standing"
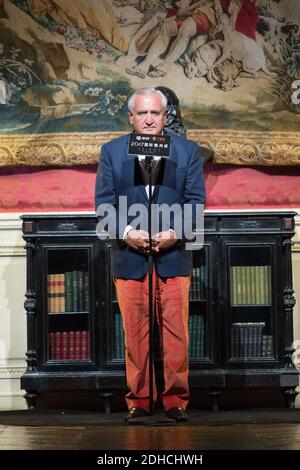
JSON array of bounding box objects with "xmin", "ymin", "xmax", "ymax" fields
[{"xmin": 95, "ymin": 87, "xmax": 205, "ymax": 422}]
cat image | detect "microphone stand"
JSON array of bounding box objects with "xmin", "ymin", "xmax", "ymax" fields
[{"xmin": 145, "ymin": 155, "xmax": 154, "ymax": 416}]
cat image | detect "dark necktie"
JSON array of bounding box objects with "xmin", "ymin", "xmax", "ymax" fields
[{"xmin": 138, "ymin": 158, "xmax": 161, "ymax": 186}]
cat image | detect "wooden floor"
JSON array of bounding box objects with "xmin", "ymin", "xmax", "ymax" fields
[{"xmin": 1, "ymin": 423, "xmax": 300, "ymax": 450}]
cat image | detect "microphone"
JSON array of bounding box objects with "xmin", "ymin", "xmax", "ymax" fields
[{"xmin": 128, "ymin": 133, "xmax": 171, "ymax": 158}]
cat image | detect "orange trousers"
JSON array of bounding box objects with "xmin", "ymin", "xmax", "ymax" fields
[{"xmin": 114, "ymin": 269, "xmax": 191, "ymax": 411}]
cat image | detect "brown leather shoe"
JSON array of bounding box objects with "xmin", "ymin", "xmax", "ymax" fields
[
  {"xmin": 166, "ymin": 407, "xmax": 188, "ymax": 422},
  {"xmin": 124, "ymin": 407, "xmax": 149, "ymax": 422}
]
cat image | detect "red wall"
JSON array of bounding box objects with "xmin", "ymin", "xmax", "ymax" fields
[{"xmin": 1, "ymin": 163, "xmax": 300, "ymax": 212}]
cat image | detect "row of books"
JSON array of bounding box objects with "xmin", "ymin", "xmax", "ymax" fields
[
  {"xmin": 189, "ymin": 314, "xmax": 205, "ymax": 358},
  {"xmin": 114, "ymin": 313, "xmax": 125, "ymax": 359},
  {"xmin": 48, "ymin": 271, "xmax": 89, "ymax": 314},
  {"xmin": 189, "ymin": 267, "xmax": 207, "ymax": 301},
  {"xmin": 114, "ymin": 314, "xmax": 165, "ymax": 360},
  {"xmin": 230, "ymin": 266, "xmax": 272, "ymax": 305},
  {"xmin": 49, "ymin": 330, "xmax": 91, "ymax": 360},
  {"xmin": 113, "ymin": 313, "xmax": 206, "ymax": 360},
  {"xmin": 231, "ymin": 322, "xmax": 273, "ymax": 358}
]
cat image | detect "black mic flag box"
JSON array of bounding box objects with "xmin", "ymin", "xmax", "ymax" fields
[{"xmin": 128, "ymin": 134, "xmax": 171, "ymax": 158}]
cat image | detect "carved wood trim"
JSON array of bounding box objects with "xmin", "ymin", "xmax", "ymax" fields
[{"xmin": 1, "ymin": 130, "xmax": 299, "ymax": 166}]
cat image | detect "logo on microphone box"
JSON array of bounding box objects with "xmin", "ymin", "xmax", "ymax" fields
[{"xmin": 128, "ymin": 133, "xmax": 171, "ymax": 157}]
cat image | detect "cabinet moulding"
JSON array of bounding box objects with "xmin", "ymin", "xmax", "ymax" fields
[{"xmin": 0, "ymin": 212, "xmax": 299, "ymax": 254}]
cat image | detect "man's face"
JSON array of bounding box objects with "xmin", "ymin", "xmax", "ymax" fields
[{"xmin": 128, "ymin": 93, "xmax": 167, "ymax": 135}]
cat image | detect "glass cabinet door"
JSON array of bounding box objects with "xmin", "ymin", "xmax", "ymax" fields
[
  {"xmin": 103, "ymin": 243, "xmax": 125, "ymax": 365},
  {"xmin": 189, "ymin": 245, "xmax": 209, "ymax": 362},
  {"xmin": 227, "ymin": 244, "xmax": 274, "ymax": 362},
  {"xmin": 46, "ymin": 247, "xmax": 92, "ymax": 362}
]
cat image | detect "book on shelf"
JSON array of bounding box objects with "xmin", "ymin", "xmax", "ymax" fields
[
  {"xmin": 230, "ymin": 266, "xmax": 272, "ymax": 305},
  {"xmin": 230, "ymin": 322, "xmax": 273, "ymax": 358},
  {"xmin": 49, "ymin": 329, "xmax": 91, "ymax": 360},
  {"xmin": 48, "ymin": 271, "xmax": 89, "ymax": 314},
  {"xmin": 114, "ymin": 311, "xmax": 125, "ymax": 359},
  {"xmin": 190, "ymin": 266, "xmax": 206, "ymax": 301},
  {"xmin": 47, "ymin": 274, "xmax": 65, "ymax": 313},
  {"xmin": 188, "ymin": 314, "xmax": 205, "ymax": 358}
]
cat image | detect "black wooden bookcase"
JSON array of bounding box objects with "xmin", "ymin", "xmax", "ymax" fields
[{"xmin": 21, "ymin": 212, "xmax": 298, "ymax": 411}]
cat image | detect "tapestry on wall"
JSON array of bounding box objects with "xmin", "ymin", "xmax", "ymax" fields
[{"xmin": 0, "ymin": 0, "xmax": 299, "ymax": 166}]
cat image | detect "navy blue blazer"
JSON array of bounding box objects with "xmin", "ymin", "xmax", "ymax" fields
[{"xmin": 95, "ymin": 133, "xmax": 206, "ymax": 279}]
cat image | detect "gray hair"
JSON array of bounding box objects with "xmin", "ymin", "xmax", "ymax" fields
[{"xmin": 128, "ymin": 87, "xmax": 168, "ymax": 112}]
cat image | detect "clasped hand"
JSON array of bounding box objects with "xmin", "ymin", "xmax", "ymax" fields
[{"xmin": 125, "ymin": 229, "xmax": 177, "ymax": 253}]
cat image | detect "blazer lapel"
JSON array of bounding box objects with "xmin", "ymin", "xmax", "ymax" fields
[
  {"xmin": 152, "ymin": 139, "xmax": 177, "ymax": 200},
  {"xmin": 121, "ymin": 152, "xmax": 148, "ymax": 202}
]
